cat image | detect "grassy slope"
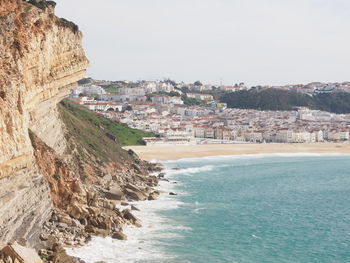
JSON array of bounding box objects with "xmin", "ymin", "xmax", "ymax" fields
[
  {"xmin": 102, "ymin": 84, "xmax": 120, "ymax": 94},
  {"xmin": 58, "ymin": 99, "xmax": 154, "ymax": 162}
]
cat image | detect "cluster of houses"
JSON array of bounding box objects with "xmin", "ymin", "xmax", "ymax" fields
[{"xmin": 69, "ymin": 81, "xmax": 350, "ymax": 145}]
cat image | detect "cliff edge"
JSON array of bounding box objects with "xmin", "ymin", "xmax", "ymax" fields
[
  {"xmin": 0, "ymin": 1, "xmax": 161, "ymax": 258},
  {"xmin": 0, "ymin": 0, "xmax": 88, "ymax": 247}
]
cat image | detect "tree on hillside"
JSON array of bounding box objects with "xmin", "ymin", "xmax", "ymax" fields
[
  {"xmin": 194, "ymin": 81, "xmax": 202, "ymax": 86},
  {"xmin": 181, "ymin": 86, "xmax": 190, "ymax": 93}
]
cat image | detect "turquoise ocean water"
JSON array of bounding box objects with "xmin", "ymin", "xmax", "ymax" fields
[
  {"xmin": 159, "ymin": 154, "xmax": 350, "ymax": 263},
  {"xmin": 68, "ymin": 154, "xmax": 350, "ymax": 263}
]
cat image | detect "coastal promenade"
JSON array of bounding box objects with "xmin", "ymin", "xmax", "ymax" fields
[{"xmin": 126, "ymin": 142, "xmax": 350, "ymax": 161}]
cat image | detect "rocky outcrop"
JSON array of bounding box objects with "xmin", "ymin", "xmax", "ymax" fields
[
  {"xmin": 0, "ymin": 0, "xmax": 87, "ymax": 248},
  {"xmin": 0, "ymin": 242, "xmax": 44, "ymax": 263},
  {"xmin": 111, "ymin": 232, "xmax": 127, "ymax": 240},
  {"xmin": 0, "ymin": 0, "xmax": 88, "ymax": 179},
  {"xmin": 0, "ymin": 1, "xmax": 163, "ymax": 261}
]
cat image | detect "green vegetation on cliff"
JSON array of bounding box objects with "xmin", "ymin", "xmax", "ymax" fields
[
  {"xmin": 58, "ymin": 99, "xmax": 154, "ymax": 162},
  {"xmin": 181, "ymin": 94, "xmax": 203, "ymax": 106},
  {"xmin": 102, "ymin": 84, "xmax": 121, "ymax": 94},
  {"xmin": 27, "ymin": 0, "xmax": 56, "ymax": 10},
  {"xmin": 220, "ymin": 88, "xmax": 350, "ymax": 113}
]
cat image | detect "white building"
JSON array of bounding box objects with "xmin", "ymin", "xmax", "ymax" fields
[
  {"xmin": 276, "ymin": 129, "xmax": 294, "ymax": 143},
  {"xmin": 84, "ymin": 102, "xmax": 123, "ymax": 112},
  {"xmin": 100, "ymin": 93, "xmax": 147, "ymax": 103},
  {"xmin": 119, "ymin": 88, "xmax": 146, "ymax": 96},
  {"xmin": 187, "ymin": 93, "xmax": 214, "ymax": 101},
  {"xmin": 327, "ymin": 131, "xmax": 349, "ymax": 141},
  {"xmin": 151, "ymin": 96, "xmax": 183, "ymax": 105},
  {"xmin": 71, "ymin": 85, "xmax": 106, "ymax": 97}
]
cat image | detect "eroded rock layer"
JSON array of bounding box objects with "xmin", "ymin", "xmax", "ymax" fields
[
  {"xmin": 0, "ymin": 0, "xmax": 88, "ymax": 247},
  {"xmin": 0, "ymin": 2, "xmax": 163, "ymax": 259}
]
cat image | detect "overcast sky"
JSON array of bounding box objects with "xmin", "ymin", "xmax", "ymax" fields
[{"xmin": 56, "ymin": 0, "xmax": 350, "ymax": 86}]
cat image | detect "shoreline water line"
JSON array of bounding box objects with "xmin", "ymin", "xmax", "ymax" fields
[
  {"xmin": 65, "ymin": 170, "xmax": 185, "ymax": 263},
  {"xmin": 66, "ymin": 154, "xmax": 350, "ymax": 263},
  {"xmin": 156, "ymin": 152, "xmax": 350, "ymax": 163}
]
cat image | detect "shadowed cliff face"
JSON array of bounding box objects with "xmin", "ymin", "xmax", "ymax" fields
[{"xmin": 0, "ymin": 0, "xmax": 88, "ymax": 247}]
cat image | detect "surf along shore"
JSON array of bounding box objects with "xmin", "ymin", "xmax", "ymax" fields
[
  {"xmin": 68, "ymin": 143, "xmax": 350, "ymax": 262},
  {"xmin": 125, "ymin": 142, "xmax": 350, "ymax": 161}
]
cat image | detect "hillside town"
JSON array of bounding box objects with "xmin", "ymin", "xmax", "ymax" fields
[{"xmin": 69, "ymin": 79, "xmax": 350, "ymax": 145}]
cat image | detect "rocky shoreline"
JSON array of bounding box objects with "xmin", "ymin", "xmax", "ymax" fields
[
  {"xmin": 38, "ymin": 162, "xmax": 165, "ymax": 263},
  {"xmin": 0, "ymin": 160, "xmax": 165, "ymax": 263},
  {"xmin": 0, "ymin": 1, "xmax": 171, "ymax": 262}
]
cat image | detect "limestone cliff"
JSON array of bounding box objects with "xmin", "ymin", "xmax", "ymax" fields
[
  {"xmin": 0, "ymin": 1, "xmax": 162, "ymax": 257},
  {"xmin": 0, "ymin": 0, "xmax": 88, "ymax": 247}
]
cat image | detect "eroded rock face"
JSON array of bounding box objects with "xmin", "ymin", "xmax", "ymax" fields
[
  {"xmin": 0, "ymin": 0, "xmax": 88, "ymax": 176},
  {"xmin": 0, "ymin": 0, "xmax": 88, "ymax": 247},
  {"xmin": 0, "ymin": 1, "xmax": 162, "ymax": 257}
]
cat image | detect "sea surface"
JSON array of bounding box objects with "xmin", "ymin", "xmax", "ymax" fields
[{"xmin": 67, "ymin": 154, "xmax": 350, "ymax": 263}]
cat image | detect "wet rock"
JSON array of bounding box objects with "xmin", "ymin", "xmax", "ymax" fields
[
  {"xmin": 94, "ymin": 229, "xmax": 109, "ymax": 238},
  {"xmin": 64, "ymin": 240, "xmax": 74, "ymax": 246},
  {"xmin": 131, "ymin": 205, "xmax": 140, "ymax": 211},
  {"xmin": 124, "ymin": 183, "xmax": 142, "ymax": 193},
  {"xmin": 146, "ymin": 176, "xmax": 158, "ymax": 186},
  {"xmin": 151, "ymin": 163, "xmax": 163, "ymax": 172},
  {"xmin": 160, "ymin": 179, "xmax": 170, "ymax": 182},
  {"xmin": 122, "ymin": 209, "xmax": 142, "ymax": 227},
  {"xmin": 111, "ymin": 231, "xmax": 127, "ymax": 240},
  {"xmin": 77, "ymin": 239, "xmax": 86, "ymax": 246},
  {"xmin": 148, "ymin": 191, "xmax": 160, "ymax": 201},
  {"xmin": 97, "ymin": 217, "xmax": 112, "ymax": 231},
  {"xmin": 169, "ymin": 192, "xmax": 178, "ymax": 196},
  {"xmin": 157, "ymin": 173, "xmax": 165, "ymax": 178},
  {"xmin": 84, "ymin": 225, "xmax": 96, "ymax": 234},
  {"xmin": 123, "ymin": 188, "xmax": 147, "ymax": 201}
]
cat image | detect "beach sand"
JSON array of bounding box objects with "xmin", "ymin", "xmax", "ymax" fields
[{"xmin": 126, "ymin": 142, "xmax": 350, "ymax": 161}]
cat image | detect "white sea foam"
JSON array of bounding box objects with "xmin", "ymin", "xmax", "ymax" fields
[
  {"xmin": 192, "ymin": 207, "xmax": 206, "ymax": 214},
  {"xmin": 68, "ymin": 155, "xmax": 350, "ymax": 263},
  {"xmin": 252, "ymin": 234, "xmax": 261, "ymax": 239},
  {"xmin": 162, "ymin": 165, "xmax": 217, "ymax": 178},
  {"xmin": 66, "ymin": 178, "xmax": 186, "ymax": 263}
]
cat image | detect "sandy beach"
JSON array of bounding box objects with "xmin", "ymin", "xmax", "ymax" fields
[{"xmin": 126, "ymin": 142, "xmax": 350, "ymax": 161}]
